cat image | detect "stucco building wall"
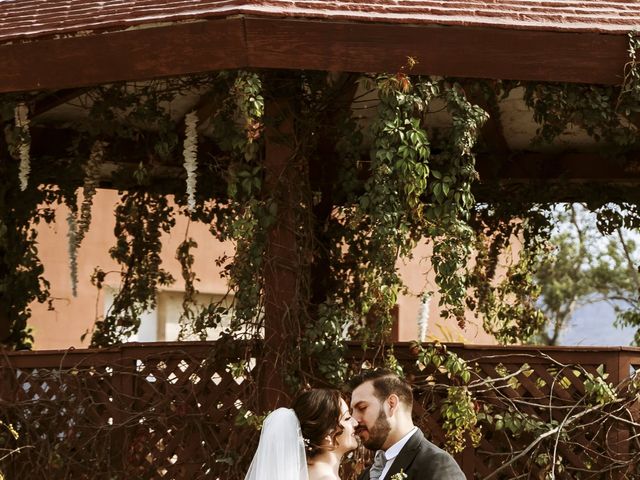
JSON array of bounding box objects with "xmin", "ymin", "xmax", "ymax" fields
[{"xmin": 29, "ymin": 189, "xmax": 494, "ymax": 349}]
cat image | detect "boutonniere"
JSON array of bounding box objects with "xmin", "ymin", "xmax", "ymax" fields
[{"xmin": 390, "ymin": 471, "xmax": 408, "ymax": 480}]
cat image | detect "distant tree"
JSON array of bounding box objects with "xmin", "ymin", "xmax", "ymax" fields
[{"xmin": 533, "ymin": 203, "xmax": 640, "ymax": 345}]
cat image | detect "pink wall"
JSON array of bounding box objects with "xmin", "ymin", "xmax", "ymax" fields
[
  {"xmin": 29, "ymin": 189, "xmax": 495, "ymax": 349},
  {"xmin": 29, "ymin": 190, "xmax": 232, "ymax": 349},
  {"xmin": 396, "ymin": 240, "xmax": 495, "ymax": 344}
]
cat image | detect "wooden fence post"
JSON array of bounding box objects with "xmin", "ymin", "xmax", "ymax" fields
[
  {"xmin": 117, "ymin": 345, "xmax": 135, "ymax": 473},
  {"xmin": 613, "ymin": 350, "xmax": 632, "ymax": 479}
]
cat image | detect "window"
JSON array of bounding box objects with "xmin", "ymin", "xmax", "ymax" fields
[{"xmin": 102, "ymin": 288, "xmax": 233, "ymax": 342}]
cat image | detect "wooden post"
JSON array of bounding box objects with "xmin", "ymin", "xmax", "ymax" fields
[
  {"xmin": 613, "ymin": 350, "xmax": 632, "ymax": 479},
  {"xmin": 260, "ymin": 81, "xmax": 302, "ymax": 410},
  {"xmin": 118, "ymin": 346, "xmax": 136, "ymax": 472}
]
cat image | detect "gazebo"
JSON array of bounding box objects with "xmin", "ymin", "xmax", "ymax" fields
[{"xmin": 1, "ymin": 1, "xmax": 640, "ymax": 479}]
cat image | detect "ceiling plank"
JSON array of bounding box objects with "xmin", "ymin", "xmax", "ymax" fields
[{"xmin": 31, "ymin": 88, "xmax": 90, "ymax": 118}]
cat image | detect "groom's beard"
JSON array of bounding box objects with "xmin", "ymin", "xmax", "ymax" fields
[{"xmin": 362, "ymin": 409, "xmax": 391, "ymax": 450}]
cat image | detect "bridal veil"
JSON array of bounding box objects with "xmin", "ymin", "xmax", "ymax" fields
[{"xmin": 244, "ymin": 407, "xmax": 309, "ymax": 480}]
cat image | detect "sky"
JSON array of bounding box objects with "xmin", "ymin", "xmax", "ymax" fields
[
  {"xmin": 546, "ymin": 204, "xmax": 639, "ymax": 347},
  {"xmin": 558, "ymin": 301, "xmax": 636, "ymax": 347}
]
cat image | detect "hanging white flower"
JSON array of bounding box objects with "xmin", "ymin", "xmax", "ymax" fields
[
  {"xmin": 183, "ymin": 111, "xmax": 198, "ymax": 213},
  {"xmin": 76, "ymin": 140, "xmax": 107, "ymax": 249},
  {"xmin": 14, "ymin": 102, "xmax": 30, "ymax": 191},
  {"xmin": 416, "ymin": 291, "xmax": 432, "ymax": 342},
  {"xmin": 67, "ymin": 211, "xmax": 79, "ymax": 297}
]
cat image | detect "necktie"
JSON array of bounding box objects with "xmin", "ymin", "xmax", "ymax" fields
[{"xmin": 369, "ymin": 450, "xmax": 387, "ymax": 480}]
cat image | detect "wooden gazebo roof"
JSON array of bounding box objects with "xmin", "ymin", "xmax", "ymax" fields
[
  {"xmin": 0, "ymin": 0, "xmax": 637, "ymax": 93},
  {"xmin": 4, "ymin": 0, "xmax": 640, "ymax": 38}
]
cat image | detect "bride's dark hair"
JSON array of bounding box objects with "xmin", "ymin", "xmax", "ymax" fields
[{"xmin": 291, "ymin": 388, "xmax": 345, "ymax": 458}]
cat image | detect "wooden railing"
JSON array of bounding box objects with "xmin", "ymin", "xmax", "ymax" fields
[{"xmin": 1, "ymin": 342, "xmax": 639, "ymax": 479}]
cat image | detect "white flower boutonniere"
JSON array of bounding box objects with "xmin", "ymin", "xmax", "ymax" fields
[{"xmin": 390, "ymin": 471, "xmax": 408, "ymax": 480}]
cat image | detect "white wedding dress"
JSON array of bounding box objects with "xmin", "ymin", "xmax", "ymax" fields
[{"xmin": 244, "ymin": 408, "xmax": 309, "ymax": 480}]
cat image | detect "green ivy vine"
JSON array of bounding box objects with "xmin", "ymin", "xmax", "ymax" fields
[
  {"xmin": 89, "ymin": 189, "xmax": 175, "ymax": 346},
  {"xmin": 1, "ymin": 34, "xmax": 640, "ymax": 465}
]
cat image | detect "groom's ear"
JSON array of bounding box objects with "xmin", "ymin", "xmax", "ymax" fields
[{"xmin": 387, "ymin": 394, "xmax": 400, "ymax": 416}]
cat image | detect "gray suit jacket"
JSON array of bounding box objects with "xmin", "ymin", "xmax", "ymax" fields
[{"xmin": 358, "ymin": 429, "xmax": 466, "ymax": 480}]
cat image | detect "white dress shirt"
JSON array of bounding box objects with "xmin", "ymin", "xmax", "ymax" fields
[{"xmin": 379, "ymin": 426, "xmax": 418, "ymax": 479}]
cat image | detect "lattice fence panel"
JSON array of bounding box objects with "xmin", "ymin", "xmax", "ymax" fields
[
  {"xmin": 126, "ymin": 353, "xmax": 259, "ymax": 479},
  {"xmin": 0, "ymin": 344, "xmax": 261, "ymax": 480},
  {"xmin": 2, "ymin": 360, "xmax": 124, "ymax": 478},
  {"xmin": 2, "ymin": 343, "xmax": 639, "ymax": 479},
  {"xmin": 447, "ymin": 348, "xmax": 635, "ymax": 480}
]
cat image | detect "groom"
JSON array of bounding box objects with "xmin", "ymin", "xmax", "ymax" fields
[{"xmin": 349, "ymin": 369, "xmax": 466, "ymax": 480}]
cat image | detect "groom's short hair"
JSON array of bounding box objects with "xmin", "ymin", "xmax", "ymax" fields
[{"xmin": 349, "ymin": 369, "xmax": 413, "ymax": 408}]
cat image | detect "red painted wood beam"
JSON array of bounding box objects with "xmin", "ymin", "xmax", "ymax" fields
[
  {"xmin": 246, "ymin": 19, "xmax": 628, "ymax": 85},
  {"xmin": 0, "ymin": 18, "xmax": 247, "ymax": 93},
  {"xmin": 477, "ymin": 152, "xmax": 640, "ymax": 183},
  {"xmin": 0, "ymin": 17, "xmax": 629, "ymax": 94},
  {"xmin": 474, "ymin": 152, "xmax": 640, "ymax": 202}
]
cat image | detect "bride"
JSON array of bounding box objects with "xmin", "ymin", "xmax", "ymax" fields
[{"xmin": 244, "ymin": 388, "xmax": 359, "ymax": 480}]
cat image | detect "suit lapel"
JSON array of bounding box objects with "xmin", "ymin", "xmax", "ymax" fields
[{"xmin": 382, "ymin": 429, "xmax": 423, "ymax": 480}]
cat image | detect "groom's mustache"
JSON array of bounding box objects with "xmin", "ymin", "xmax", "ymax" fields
[{"xmin": 355, "ymin": 425, "xmax": 368, "ymax": 435}]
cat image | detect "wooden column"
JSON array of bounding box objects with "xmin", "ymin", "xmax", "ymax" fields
[
  {"xmin": 612, "ymin": 350, "xmax": 632, "ymax": 479},
  {"xmin": 260, "ymin": 83, "xmax": 302, "ymax": 410}
]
